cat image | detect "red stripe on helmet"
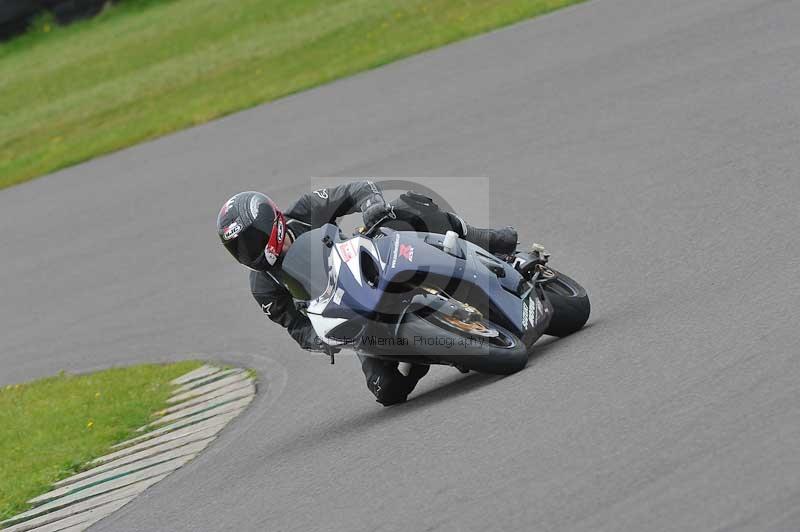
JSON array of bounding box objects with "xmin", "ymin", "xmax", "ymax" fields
[{"xmin": 264, "ymin": 209, "xmax": 286, "ymax": 266}]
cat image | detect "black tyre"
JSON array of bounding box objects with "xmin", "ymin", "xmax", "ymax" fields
[
  {"xmin": 542, "ymin": 270, "xmax": 590, "ymax": 337},
  {"xmin": 396, "ymin": 313, "xmax": 528, "ymax": 375}
]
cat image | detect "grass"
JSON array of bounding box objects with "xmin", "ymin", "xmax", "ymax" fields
[
  {"xmin": 0, "ymin": 361, "xmax": 202, "ymax": 522},
  {"xmin": 0, "ymin": 0, "xmax": 585, "ymax": 189}
]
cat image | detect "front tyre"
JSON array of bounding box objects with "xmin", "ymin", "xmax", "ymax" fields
[
  {"xmin": 542, "ymin": 270, "xmax": 590, "ymax": 337},
  {"xmin": 397, "ymin": 314, "xmax": 529, "ymax": 375}
]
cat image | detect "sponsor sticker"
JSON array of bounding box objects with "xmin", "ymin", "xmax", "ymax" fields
[
  {"xmin": 522, "ymin": 300, "xmax": 529, "ymax": 330},
  {"xmin": 391, "ymin": 234, "xmax": 400, "ymax": 268},
  {"xmin": 399, "ymin": 244, "xmax": 414, "ymax": 262},
  {"xmin": 223, "ymin": 221, "xmax": 243, "ymax": 240},
  {"xmin": 276, "ymin": 219, "xmax": 284, "ymax": 241},
  {"xmin": 333, "ymin": 287, "xmax": 345, "ymax": 305},
  {"xmin": 337, "ymin": 241, "xmax": 355, "ymax": 262},
  {"xmin": 528, "ymin": 296, "xmax": 537, "ymax": 328},
  {"xmin": 314, "ymin": 188, "xmax": 329, "ymax": 199}
]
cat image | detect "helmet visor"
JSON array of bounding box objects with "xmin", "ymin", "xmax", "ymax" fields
[{"xmin": 223, "ymin": 224, "xmax": 270, "ymax": 266}]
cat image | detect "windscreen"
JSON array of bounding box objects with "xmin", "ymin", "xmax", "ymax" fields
[{"xmin": 279, "ymin": 224, "xmax": 338, "ymax": 301}]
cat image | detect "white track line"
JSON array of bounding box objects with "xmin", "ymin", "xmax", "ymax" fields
[
  {"xmin": 172, "ymin": 368, "xmax": 243, "ymax": 394},
  {"xmin": 86, "ymin": 411, "xmax": 237, "ymax": 467},
  {"xmin": 29, "ymin": 438, "xmax": 214, "ymax": 505},
  {"xmin": 58, "ymin": 424, "xmax": 225, "ymax": 487},
  {"xmin": 166, "ymin": 372, "xmax": 253, "ymax": 405},
  {"xmin": 5, "ymin": 498, "xmax": 132, "ymax": 532},
  {"xmin": 157, "ymin": 379, "xmax": 254, "ymax": 415},
  {"xmin": 169, "ymin": 364, "xmax": 220, "ymax": 385},
  {"xmin": 134, "ymin": 395, "xmax": 253, "ymax": 433},
  {"xmin": 20, "ymin": 455, "xmax": 196, "ymax": 520},
  {"xmin": 139, "ymin": 386, "xmax": 254, "ymax": 431},
  {"xmin": 2, "ymin": 476, "xmax": 165, "ymax": 531},
  {"xmin": 113, "ymin": 399, "xmax": 250, "ymax": 449}
]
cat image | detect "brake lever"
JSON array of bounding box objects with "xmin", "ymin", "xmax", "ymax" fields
[{"xmin": 362, "ymin": 215, "xmax": 391, "ymax": 237}]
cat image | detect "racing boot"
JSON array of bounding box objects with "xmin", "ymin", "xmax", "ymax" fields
[
  {"xmin": 360, "ymin": 357, "xmax": 430, "ymax": 406},
  {"xmin": 463, "ymin": 225, "xmax": 518, "ymax": 255}
]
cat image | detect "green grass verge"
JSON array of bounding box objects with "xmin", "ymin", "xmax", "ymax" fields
[
  {"xmin": 0, "ymin": 0, "xmax": 584, "ymax": 189},
  {"xmin": 0, "ymin": 361, "xmax": 202, "ymax": 521}
]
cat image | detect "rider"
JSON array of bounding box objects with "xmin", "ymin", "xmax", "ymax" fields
[{"xmin": 216, "ymin": 181, "xmax": 517, "ymax": 405}]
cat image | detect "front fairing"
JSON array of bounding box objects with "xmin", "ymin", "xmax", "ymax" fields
[{"xmin": 281, "ymin": 225, "xmax": 551, "ymax": 349}]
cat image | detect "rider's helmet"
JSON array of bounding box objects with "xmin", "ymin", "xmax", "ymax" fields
[{"xmin": 216, "ymin": 192, "xmax": 286, "ymax": 271}]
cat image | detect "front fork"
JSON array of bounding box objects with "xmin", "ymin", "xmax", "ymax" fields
[
  {"xmin": 509, "ymin": 244, "xmax": 557, "ymax": 343},
  {"xmin": 509, "ymin": 243, "xmax": 556, "ymax": 282}
]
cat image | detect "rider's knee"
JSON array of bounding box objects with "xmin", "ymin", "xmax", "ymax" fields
[{"xmin": 361, "ymin": 357, "xmax": 422, "ymax": 406}]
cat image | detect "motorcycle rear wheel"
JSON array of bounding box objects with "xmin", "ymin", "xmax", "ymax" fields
[{"xmin": 542, "ymin": 270, "xmax": 590, "ymax": 337}]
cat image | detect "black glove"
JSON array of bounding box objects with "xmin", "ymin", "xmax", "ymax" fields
[{"xmin": 362, "ymin": 201, "xmax": 395, "ymax": 228}]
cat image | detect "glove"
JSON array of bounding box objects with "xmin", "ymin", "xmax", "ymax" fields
[{"xmin": 362, "ymin": 201, "xmax": 395, "ymax": 228}]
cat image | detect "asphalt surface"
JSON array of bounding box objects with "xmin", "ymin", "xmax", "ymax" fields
[{"xmin": 2, "ymin": 0, "xmax": 799, "ymax": 530}]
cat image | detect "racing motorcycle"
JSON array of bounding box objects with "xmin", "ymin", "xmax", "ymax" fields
[{"xmin": 279, "ymin": 223, "xmax": 590, "ymax": 374}]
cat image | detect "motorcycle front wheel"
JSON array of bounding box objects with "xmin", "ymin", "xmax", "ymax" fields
[{"xmin": 397, "ymin": 313, "xmax": 529, "ymax": 375}]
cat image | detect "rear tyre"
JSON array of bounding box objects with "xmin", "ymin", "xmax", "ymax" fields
[{"xmin": 542, "ymin": 270, "xmax": 590, "ymax": 337}]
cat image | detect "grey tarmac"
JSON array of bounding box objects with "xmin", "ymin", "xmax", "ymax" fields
[{"xmin": 1, "ymin": 0, "xmax": 799, "ymax": 530}]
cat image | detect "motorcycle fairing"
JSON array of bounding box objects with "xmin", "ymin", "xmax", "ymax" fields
[{"xmin": 280, "ymin": 224, "xmax": 551, "ymax": 350}]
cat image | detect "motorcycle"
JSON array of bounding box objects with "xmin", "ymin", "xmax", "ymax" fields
[{"xmin": 279, "ymin": 223, "xmax": 590, "ymax": 374}]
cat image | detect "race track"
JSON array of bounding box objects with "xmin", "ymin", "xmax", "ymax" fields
[{"xmin": 2, "ymin": 0, "xmax": 800, "ymax": 530}]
